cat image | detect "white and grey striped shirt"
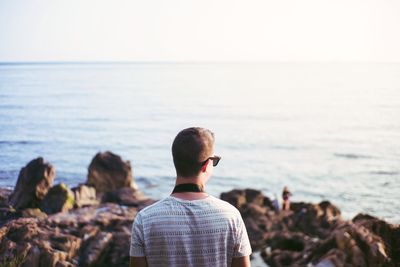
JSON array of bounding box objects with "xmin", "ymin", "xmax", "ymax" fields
[{"xmin": 130, "ymin": 195, "xmax": 252, "ymax": 267}]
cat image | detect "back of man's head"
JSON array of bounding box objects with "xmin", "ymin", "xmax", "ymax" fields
[{"xmin": 172, "ymin": 127, "xmax": 215, "ymax": 178}]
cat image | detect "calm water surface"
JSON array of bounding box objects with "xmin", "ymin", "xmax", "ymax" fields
[{"xmin": 0, "ymin": 62, "xmax": 399, "ymax": 223}]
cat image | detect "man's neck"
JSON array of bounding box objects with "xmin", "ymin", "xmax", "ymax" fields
[{"xmin": 172, "ymin": 176, "xmax": 208, "ymax": 200}]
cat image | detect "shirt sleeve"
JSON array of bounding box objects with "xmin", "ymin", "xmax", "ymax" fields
[
  {"xmin": 233, "ymin": 214, "xmax": 252, "ymax": 258},
  {"xmin": 130, "ymin": 212, "xmax": 146, "ymax": 257}
]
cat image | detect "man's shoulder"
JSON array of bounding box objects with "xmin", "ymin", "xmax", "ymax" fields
[
  {"xmin": 137, "ymin": 196, "xmax": 240, "ymax": 216},
  {"xmin": 136, "ymin": 197, "xmax": 172, "ymax": 217},
  {"xmin": 207, "ymin": 195, "xmax": 242, "ymax": 215}
]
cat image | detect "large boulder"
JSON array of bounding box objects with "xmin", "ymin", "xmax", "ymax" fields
[
  {"xmin": 8, "ymin": 157, "xmax": 55, "ymax": 210},
  {"xmin": 86, "ymin": 151, "xmax": 137, "ymax": 194},
  {"xmin": 41, "ymin": 183, "xmax": 75, "ymax": 214}
]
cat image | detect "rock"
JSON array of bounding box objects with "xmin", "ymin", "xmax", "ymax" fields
[
  {"xmin": 101, "ymin": 186, "xmax": 147, "ymax": 206},
  {"xmin": 55, "ymin": 261, "xmax": 76, "ymax": 267},
  {"xmin": 244, "ymin": 217, "xmax": 267, "ymax": 250},
  {"xmin": 86, "ymin": 151, "xmax": 138, "ymax": 194},
  {"xmin": 0, "ymin": 188, "xmax": 12, "ymax": 207},
  {"xmin": 0, "ymin": 206, "xmax": 18, "ymax": 225},
  {"xmin": 80, "ymin": 232, "xmax": 113, "ymax": 267},
  {"xmin": 72, "ymin": 184, "xmax": 98, "ymax": 208},
  {"xmin": 39, "ymin": 244, "xmax": 68, "ymax": 267},
  {"xmin": 221, "ymin": 188, "xmax": 400, "ymax": 267},
  {"xmin": 41, "ymin": 183, "xmax": 75, "ymax": 214},
  {"xmin": 21, "ymin": 208, "xmax": 48, "ymax": 220},
  {"xmin": 6, "ymin": 218, "xmax": 40, "ymax": 242},
  {"xmin": 8, "ymin": 157, "xmax": 55, "ymax": 210},
  {"xmin": 0, "ymin": 185, "xmax": 399, "ymax": 267},
  {"xmin": 108, "ymin": 230, "xmax": 131, "ymax": 266},
  {"xmin": 315, "ymin": 258, "xmax": 337, "ymax": 267},
  {"xmin": 50, "ymin": 234, "xmax": 82, "ymax": 260},
  {"xmin": 289, "ymin": 201, "xmax": 341, "ymax": 238},
  {"xmin": 244, "ymin": 189, "xmax": 265, "ymax": 206},
  {"xmin": 21, "ymin": 245, "xmax": 40, "ymax": 267},
  {"xmin": 220, "ymin": 189, "xmax": 247, "ymax": 209},
  {"xmin": 352, "ymin": 213, "xmax": 400, "ymax": 264}
]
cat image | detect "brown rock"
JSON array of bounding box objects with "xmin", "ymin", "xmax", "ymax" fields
[
  {"xmin": 41, "ymin": 183, "xmax": 75, "ymax": 214},
  {"xmin": 244, "ymin": 189, "xmax": 265, "ymax": 206},
  {"xmin": 220, "ymin": 188, "xmax": 400, "ymax": 267},
  {"xmin": 80, "ymin": 232, "xmax": 113, "ymax": 267},
  {"xmin": 72, "ymin": 184, "xmax": 98, "ymax": 208},
  {"xmin": 108, "ymin": 230, "xmax": 131, "ymax": 266},
  {"xmin": 50, "ymin": 234, "xmax": 81, "ymax": 260},
  {"xmin": 21, "ymin": 208, "xmax": 48, "ymax": 220},
  {"xmin": 101, "ymin": 186, "xmax": 147, "ymax": 206},
  {"xmin": 6, "ymin": 218, "xmax": 40, "ymax": 242},
  {"xmin": 55, "ymin": 261, "xmax": 76, "ymax": 267},
  {"xmin": 8, "ymin": 157, "xmax": 55, "ymax": 210},
  {"xmin": 220, "ymin": 189, "xmax": 247, "ymax": 209},
  {"xmin": 39, "ymin": 245, "xmax": 68, "ymax": 267},
  {"xmin": 353, "ymin": 213, "xmax": 400, "ymax": 263},
  {"xmin": 21, "ymin": 245, "xmax": 40, "ymax": 267},
  {"xmin": 86, "ymin": 151, "xmax": 137, "ymax": 194},
  {"xmin": 0, "ymin": 188, "xmax": 12, "ymax": 207}
]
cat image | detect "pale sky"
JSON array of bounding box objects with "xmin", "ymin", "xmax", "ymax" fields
[{"xmin": 1, "ymin": 0, "xmax": 399, "ymax": 62}]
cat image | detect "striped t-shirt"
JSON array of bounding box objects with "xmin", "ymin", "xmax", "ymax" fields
[{"xmin": 130, "ymin": 195, "xmax": 252, "ymax": 267}]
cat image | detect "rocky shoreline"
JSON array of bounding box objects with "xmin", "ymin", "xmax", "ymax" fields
[{"xmin": 0, "ymin": 152, "xmax": 399, "ymax": 267}]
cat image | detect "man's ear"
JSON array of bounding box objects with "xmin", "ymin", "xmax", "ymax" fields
[{"xmin": 201, "ymin": 160, "xmax": 209, "ymax": 172}]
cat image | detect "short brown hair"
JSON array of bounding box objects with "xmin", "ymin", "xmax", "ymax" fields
[{"xmin": 172, "ymin": 127, "xmax": 215, "ymax": 177}]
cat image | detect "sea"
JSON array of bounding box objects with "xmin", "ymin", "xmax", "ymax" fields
[{"xmin": 0, "ymin": 62, "xmax": 399, "ymax": 223}]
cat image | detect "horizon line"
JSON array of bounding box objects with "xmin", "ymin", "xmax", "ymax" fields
[{"xmin": 1, "ymin": 60, "xmax": 400, "ymax": 65}]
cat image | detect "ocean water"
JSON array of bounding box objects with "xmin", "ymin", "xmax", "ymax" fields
[{"xmin": 0, "ymin": 62, "xmax": 399, "ymax": 223}]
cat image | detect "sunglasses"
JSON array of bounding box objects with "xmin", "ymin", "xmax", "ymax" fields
[{"xmin": 201, "ymin": 155, "xmax": 221, "ymax": 167}]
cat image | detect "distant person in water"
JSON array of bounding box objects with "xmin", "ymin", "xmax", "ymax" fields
[
  {"xmin": 282, "ymin": 186, "xmax": 292, "ymax": 211},
  {"xmin": 130, "ymin": 127, "xmax": 252, "ymax": 267}
]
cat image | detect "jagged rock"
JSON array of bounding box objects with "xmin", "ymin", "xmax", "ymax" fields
[
  {"xmin": 86, "ymin": 151, "xmax": 138, "ymax": 194},
  {"xmin": 41, "ymin": 183, "xmax": 75, "ymax": 214},
  {"xmin": 289, "ymin": 201, "xmax": 342, "ymax": 238},
  {"xmin": 6, "ymin": 218, "xmax": 40, "ymax": 242},
  {"xmin": 72, "ymin": 184, "xmax": 98, "ymax": 208},
  {"xmin": 0, "ymin": 207, "xmax": 18, "ymax": 225},
  {"xmin": 21, "ymin": 208, "xmax": 48, "ymax": 219},
  {"xmin": 108, "ymin": 230, "xmax": 131, "ymax": 266},
  {"xmin": 80, "ymin": 232, "xmax": 113, "ymax": 267},
  {"xmin": 8, "ymin": 157, "xmax": 55, "ymax": 210},
  {"xmin": 0, "ymin": 185, "xmax": 399, "ymax": 267},
  {"xmin": 353, "ymin": 213, "xmax": 400, "ymax": 264},
  {"xmin": 0, "ymin": 188, "xmax": 12, "ymax": 207},
  {"xmin": 55, "ymin": 261, "xmax": 76, "ymax": 267},
  {"xmin": 50, "ymin": 234, "xmax": 82, "ymax": 260},
  {"xmin": 220, "ymin": 189, "xmax": 247, "ymax": 209},
  {"xmin": 21, "ymin": 245, "xmax": 40, "ymax": 267},
  {"xmin": 221, "ymin": 189, "xmax": 399, "ymax": 267}
]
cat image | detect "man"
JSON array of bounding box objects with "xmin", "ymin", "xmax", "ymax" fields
[{"xmin": 130, "ymin": 127, "xmax": 252, "ymax": 267}]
